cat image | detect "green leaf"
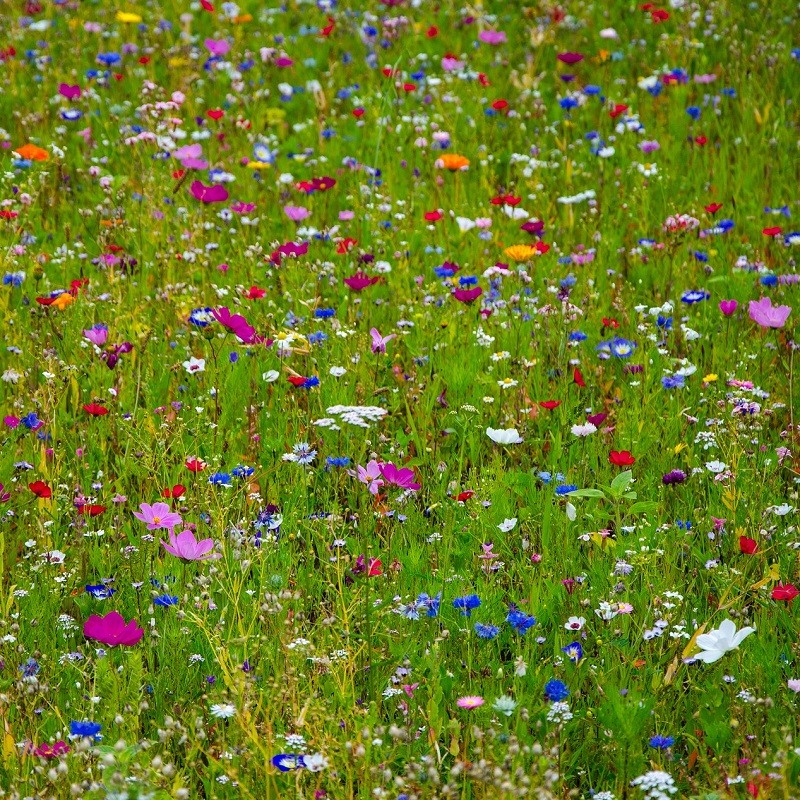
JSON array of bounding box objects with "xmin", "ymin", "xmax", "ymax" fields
[
  {"xmin": 569, "ymin": 488, "xmax": 606, "ymax": 499},
  {"xmin": 608, "ymin": 470, "xmax": 633, "ymax": 498},
  {"xmin": 627, "ymin": 501, "xmax": 659, "ymax": 515}
]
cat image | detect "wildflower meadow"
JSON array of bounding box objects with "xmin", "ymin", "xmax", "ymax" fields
[{"xmin": 1, "ymin": 0, "xmax": 800, "ymax": 798}]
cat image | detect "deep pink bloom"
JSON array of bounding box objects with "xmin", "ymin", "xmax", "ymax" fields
[
  {"xmin": 370, "ymin": 328, "xmax": 396, "ymax": 354},
  {"xmin": 379, "ymin": 462, "xmax": 420, "ymax": 491},
  {"xmin": 161, "ymin": 529, "xmax": 217, "ymax": 561},
  {"xmin": 344, "ymin": 271, "xmax": 380, "ymax": 291},
  {"xmin": 190, "ymin": 181, "xmax": 229, "ymax": 204},
  {"xmin": 557, "ymin": 52, "xmax": 584, "ymax": 64},
  {"xmin": 284, "ymin": 205, "xmax": 310, "ymax": 222},
  {"xmin": 478, "ymin": 30, "xmax": 506, "ymax": 45},
  {"xmin": 719, "ymin": 299, "xmax": 738, "ymax": 317},
  {"xmin": 133, "ymin": 502, "xmax": 182, "ymax": 531},
  {"xmin": 32, "ymin": 741, "xmax": 70, "ymax": 759},
  {"xmin": 83, "ymin": 611, "xmax": 144, "ymax": 647},
  {"xmin": 453, "ymin": 287, "xmax": 483, "ymax": 304},
  {"xmin": 211, "ymin": 306, "xmax": 262, "ymax": 344},
  {"xmin": 748, "ymin": 297, "xmax": 792, "ymax": 328},
  {"xmin": 58, "ymin": 83, "xmax": 81, "ymax": 100},
  {"xmin": 204, "ymin": 38, "xmax": 230, "ymax": 57}
]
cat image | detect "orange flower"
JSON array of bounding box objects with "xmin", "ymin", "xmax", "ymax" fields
[
  {"xmin": 15, "ymin": 143, "xmax": 49, "ymax": 162},
  {"xmin": 436, "ymin": 153, "xmax": 470, "ymax": 171},
  {"xmin": 51, "ymin": 293, "xmax": 74, "ymax": 310},
  {"xmin": 503, "ymin": 245, "xmax": 538, "ymax": 262}
]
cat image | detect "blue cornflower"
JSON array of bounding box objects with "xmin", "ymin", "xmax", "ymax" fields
[
  {"xmin": 459, "ymin": 275, "xmax": 478, "ymax": 287},
  {"xmin": 314, "ymin": 308, "xmax": 335, "ymax": 319},
  {"xmin": 681, "ymin": 289, "xmax": 710, "ymax": 304},
  {"xmin": 154, "ymin": 594, "xmax": 179, "ymax": 607},
  {"xmin": 272, "ymin": 754, "xmax": 305, "ymax": 771},
  {"xmin": 453, "ymin": 594, "xmax": 481, "ymax": 617},
  {"xmin": 21, "ymin": 412, "xmax": 41, "ymax": 429},
  {"xmin": 299, "ymin": 376, "xmax": 320, "ymax": 389},
  {"xmin": 760, "ymin": 275, "xmax": 778, "ymax": 287},
  {"xmin": 559, "ymin": 97, "xmax": 579, "ymax": 111},
  {"xmin": 649, "ymin": 735, "xmax": 675, "ymax": 750},
  {"xmin": 208, "ymin": 472, "xmax": 232, "ymax": 487},
  {"xmin": 555, "ymin": 484, "xmax": 577, "ymax": 496},
  {"xmin": 584, "ymin": 85, "xmax": 602, "ymax": 96},
  {"xmin": 693, "ymin": 251, "xmax": 708, "ymax": 263},
  {"xmin": 2, "ymin": 272, "xmax": 25, "ymax": 287},
  {"xmin": 656, "ymin": 315, "xmax": 672, "ymax": 330},
  {"xmin": 543, "ymin": 679, "xmax": 570, "ymax": 702},
  {"xmin": 326, "ymin": 456, "xmax": 351, "ymax": 468},
  {"xmin": 19, "ymin": 658, "xmax": 40, "ymax": 677},
  {"xmin": 307, "ymin": 331, "xmax": 328, "ymax": 345},
  {"xmin": 607, "ymin": 337, "xmax": 637, "ymax": 358},
  {"xmin": 507, "ymin": 608, "xmax": 536, "ymax": 634},
  {"xmin": 69, "ymin": 721, "xmax": 102, "ymax": 740},
  {"xmin": 686, "ymin": 106, "xmax": 701, "ymax": 120},
  {"xmin": 416, "ymin": 592, "xmax": 441, "ymax": 617},
  {"xmin": 561, "ymin": 642, "xmax": 583, "ymax": 663},
  {"xmin": 474, "ymin": 623, "xmax": 500, "ymax": 639},
  {"xmin": 661, "ymin": 375, "xmax": 685, "ymax": 389},
  {"xmin": 85, "ymin": 584, "xmax": 116, "ymax": 600},
  {"xmin": 232, "ymin": 465, "xmax": 255, "ymax": 478},
  {"xmin": 569, "ymin": 331, "xmax": 587, "ymax": 342},
  {"xmin": 189, "ymin": 307, "xmax": 215, "ymax": 327},
  {"xmin": 96, "ymin": 52, "xmax": 121, "ymax": 66}
]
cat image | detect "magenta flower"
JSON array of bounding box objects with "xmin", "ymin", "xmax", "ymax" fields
[
  {"xmin": 356, "ymin": 460, "xmax": 384, "ymax": 495},
  {"xmin": 190, "ymin": 181, "xmax": 229, "ymax": 204},
  {"xmin": 370, "ymin": 328, "xmax": 396, "ymax": 354},
  {"xmin": 379, "ymin": 462, "xmax": 420, "ymax": 491},
  {"xmin": 212, "ymin": 307, "xmax": 261, "ymax": 344},
  {"xmin": 344, "ymin": 271, "xmax": 380, "ymax": 291},
  {"xmin": 453, "ymin": 287, "xmax": 483, "ymax": 304},
  {"xmin": 161, "ymin": 529, "xmax": 217, "ymax": 561},
  {"xmin": 83, "ymin": 324, "xmax": 108, "ymax": 346},
  {"xmin": 133, "ymin": 502, "xmax": 182, "ymax": 531},
  {"xmin": 748, "ymin": 297, "xmax": 792, "ymax": 328},
  {"xmin": 83, "ymin": 611, "xmax": 144, "ymax": 647},
  {"xmin": 58, "ymin": 83, "xmax": 81, "ymax": 100},
  {"xmin": 204, "ymin": 38, "xmax": 230, "ymax": 57},
  {"xmin": 557, "ymin": 52, "xmax": 584, "ymax": 65},
  {"xmin": 719, "ymin": 299, "xmax": 738, "ymax": 317}
]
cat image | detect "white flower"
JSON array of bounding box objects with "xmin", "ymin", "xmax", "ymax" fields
[
  {"xmin": 599, "ymin": 27, "xmax": 619, "ymax": 39},
  {"xmin": 492, "ymin": 695, "xmax": 518, "ymax": 717},
  {"xmin": 303, "ymin": 753, "xmax": 329, "ymax": 772},
  {"xmin": 455, "ymin": 217, "xmax": 476, "ymax": 232},
  {"xmin": 486, "ymin": 427, "xmax": 523, "ymax": 445},
  {"xmin": 262, "ymin": 370, "xmax": 280, "ymax": 382},
  {"xmin": 571, "ymin": 423, "xmax": 597, "ymax": 437},
  {"xmin": 693, "ymin": 619, "xmax": 755, "ymax": 664},
  {"xmin": 183, "ymin": 357, "xmax": 206, "ymax": 374},
  {"xmin": 497, "ymin": 378, "xmax": 518, "ymax": 389},
  {"xmin": 768, "ymin": 503, "xmax": 794, "ymax": 517},
  {"xmin": 636, "ymin": 162, "xmax": 658, "ymax": 177},
  {"xmin": 564, "ymin": 616, "xmax": 586, "ymax": 631},
  {"xmin": 498, "ymin": 518, "xmax": 517, "ymax": 533},
  {"xmin": 2, "ymin": 369, "xmax": 21, "ymax": 384},
  {"xmin": 329, "ymin": 366, "xmax": 346, "ymax": 377},
  {"xmin": 209, "ymin": 703, "xmax": 237, "ymax": 719},
  {"xmin": 704, "ymin": 460, "xmax": 727, "ymax": 474}
]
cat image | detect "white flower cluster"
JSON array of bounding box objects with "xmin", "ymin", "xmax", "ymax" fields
[{"xmin": 630, "ymin": 770, "xmax": 677, "ymax": 800}]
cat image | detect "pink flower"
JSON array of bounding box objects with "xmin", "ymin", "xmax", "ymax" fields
[
  {"xmin": 190, "ymin": 181, "xmax": 229, "ymax": 204},
  {"xmin": 83, "ymin": 324, "xmax": 108, "ymax": 346},
  {"xmin": 557, "ymin": 52, "xmax": 583, "ymax": 64},
  {"xmin": 211, "ymin": 306, "xmax": 262, "ymax": 344},
  {"xmin": 83, "ymin": 611, "xmax": 144, "ymax": 647},
  {"xmin": 456, "ymin": 695, "xmax": 484, "ymax": 709},
  {"xmin": 344, "ymin": 271, "xmax": 380, "ymax": 291},
  {"xmin": 719, "ymin": 299, "xmax": 738, "ymax": 317},
  {"xmin": 478, "ymin": 30, "xmax": 506, "ymax": 45},
  {"xmin": 58, "ymin": 83, "xmax": 81, "ymax": 100},
  {"xmin": 370, "ymin": 327, "xmax": 396, "ymax": 353},
  {"xmin": 379, "ymin": 462, "xmax": 420, "ymax": 491},
  {"xmin": 356, "ymin": 460, "xmax": 384, "ymax": 495},
  {"xmin": 133, "ymin": 502, "xmax": 182, "ymax": 531},
  {"xmin": 204, "ymin": 38, "xmax": 230, "ymax": 57},
  {"xmin": 748, "ymin": 296, "xmax": 792, "ymax": 328},
  {"xmin": 161, "ymin": 529, "xmax": 217, "ymax": 561},
  {"xmin": 453, "ymin": 287, "xmax": 483, "ymax": 304},
  {"xmin": 284, "ymin": 205, "xmax": 310, "ymax": 222}
]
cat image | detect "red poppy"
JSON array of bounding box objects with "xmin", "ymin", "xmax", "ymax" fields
[
  {"xmin": 138, "ymin": 56, "xmax": 150, "ymax": 65},
  {"xmin": 244, "ymin": 286, "xmax": 266, "ymax": 299},
  {"xmin": 78, "ymin": 504, "xmax": 107, "ymax": 517},
  {"xmin": 381, "ymin": 67, "xmax": 398, "ymax": 78},
  {"xmin": 320, "ymin": 17, "xmax": 335, "ymax": 37},
  {"xmin": 29, "ymin": 481, "xmax": 51, "ymax": 499},
  {"xmin": 738, "ymin": 536, "xmax": 758, "ymax": 555},
  {"xmin": 704, "ymin": 203, "xmax": 722, "ymax": 214},
  {"xmin": 456, "ymin": 491, "xmax": 474, "ymax": 502},
  {"xmin": 539, "ymin": 400, "xmax": 561, "ymax": 410},
  {"xmin": 609, "ymin": 104, "xmax": 629, "ymax": 119},
  {"xmin": 83, "ymin": 403, "xmax": 108, "ymax": 417},
  {"xmin": 162, "ymin": 484, "xmax": 186, "ymax": 500},
  {"xmin": 426, "ymin": 26, "xmax": 438, "ymax": 38},
  {"xmin": 424, "ymin": 210, "xmax": 443, "ymax": 222},
  {"xmin": 771, "ymin": 584, "xmax": 798, "ymax": 602},
  {"xmin": 534, "ymin": 241, "xmax": 550, "ymax": 255},
  {"xmin": 0, "ymin": 210, "xmax": 18, "ymax": 219},
  {"xmin": 172, "ymin": 169, "xmax": 185, "ymax": 180},
  {"xmin": 185, "ymin": 457, "xmax": 207, "ymax": 472},
  {"xmin": 602, "ymin": 317, "xmax": 620, "ymax": 329},
  {"xmin": 402, "ymin": 82, "xmax": 416, "ymax": 93},
  {"xmin": 762, "ymin": 226, "xmax": 782, "ymax": 237},
  {"xmin": 207, "ymin": 109, "xmax": 224, "ymax": 120},
  {"xmin": 368, "ymin": 558, "xmax": 382, "ymax": 577},
  {"xmin": 573, "ymin": 368, "xmax": 586, "ymax": 388},
  {"xmin": 477, "ymin": 73, "xmax": 490, "ymax": 87},
  {"xmin": 336, "ymin": 238, "xmax": 357, "ymax": 253},
  {"xmin": 609, "ymin": 450, "xmax": 636, "ymax": 466},
  {"xmin": 491, "ymin": 194, "xmax": 521, "ymax": 206},
  {"xmin": 694, "ymin": 135, "xmax": 707, "ymax": 146},
  {"xmin": 287, "ymin": 376, "xmax": 308, "ymax": 387},
  {"xmin": 491, "ymin": 99, "xmax": 509, "ymax": 111},
  {"xmin": 200, "ymin": 0, "xmax": 214, "ymax": 9},
  {"xmin": 352, "ymin": 108, "xmax": 365, "ymax": 118},
  {"xmin": 651, "ymin": 8, "xmax": 669, "ymax": 21}
]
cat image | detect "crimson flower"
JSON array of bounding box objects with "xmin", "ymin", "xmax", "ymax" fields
[
  {"xmin": 609, "ymin": 450, "xmax": 636, "ymax": 466},
  {"xmin": 771, "ymin": 584, "xmax": 798, "ymax": 602},
  {"xmin": 29, "ymin": 481, "xmax": 52, "ymax": 499},
  {"xmin": 83, "ymin": 403, "xmax": 108, "ymax": 417},
  {"xmin": 738, "ymin": 536, "xmax": 758, "ymax": 555}
]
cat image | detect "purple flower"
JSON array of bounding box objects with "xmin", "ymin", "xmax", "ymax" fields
[
  {"xmin": 748, "ymin": 296, "xmax": 792, "ymax": 329},
  {"xmin": 662, "ymin": 469, "xmax": 687, "ymax": 486},
  {"xmin": 719, "ymin": 299, "xmax": 738, "ymax": 317}
]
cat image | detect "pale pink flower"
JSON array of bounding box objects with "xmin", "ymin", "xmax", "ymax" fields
[
  {"xmin": 133, "ymin": 502, "xmax": 182, "ymax": 531},
  {"xmin": 748, "ymin": 296, "xmax": 792, "ymax": 328},
  {"xmin": 161, "ymin": 529, "xmax": 217, "ymax": 561}
]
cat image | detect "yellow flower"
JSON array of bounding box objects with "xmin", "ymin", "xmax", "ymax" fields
[
  {"xmin": 116, "ymin": 11, "xmax": 142, "ymax": 23},
  {"xmin": 168, "ymin": 58, "xmax": 187, "ymax": 68},
  {"xmin": 703, "ymin": 373, "xmax": 718, "ymax": 383},
  {"xmin": 673, "ymin": 442, "xmax": 688, "ymax": 455},
  {"xmin": 504, "ymin": 245, "xmax": 538, "ymax": 262},
  {"xmin": 51, "ymin": 293, "xmax": 74, "ymax": 311},
  {"xmin": 246, "ymin": 161, "xmax": 271, "ymax": 170}
]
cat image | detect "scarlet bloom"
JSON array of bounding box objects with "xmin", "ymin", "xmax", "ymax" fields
[
  {"xmin": 771, "ymin": 584, "xmax": 798, "ymax": 602},
  {"xmin": 602, "ymin": 317, "xmax": 620, "ymax": 329},
  {"xmin": 352, "ymin": 108, "xmax": 365, "ymax": 118},
  {"xmin": 539, "ymin": 400, "xmax": 561, "ymax": 410},
  {"xmin": 336, "ymin": 237, "xmax": 358, "ymax": 253},
  {"xmin": 424, "ymin": 209, "xmax": 443, "ymax": 222},
  {"xmin": 162, "ymin": 484, "xmax": 186, "ymax": 500},
  {"xmin": 29, "ymin": 481, "xmax": 52, "ymax": 499},
  {"xmin": 704, "ymin": 202, "xmax": 722, "ymax": 214},
  {"xmin": 609, "ymin": 104, "xmax": 629, "ymax": 119},
  {"xmin": 78, "ymin": 504, "xmax": 106, "ymax": 517},
  {"xmin": 185, "ymin": 457, "xmax": 207, "ymax": 472},
  {"xmin": 609, "ymin": 450, "xmax": 636, "ymax": 466},
  {"xmin": 738, "ymin": 536, "xmax": 758, "ymax": 555},
  {"xmin": 83, "ymin": 403, "xmax": 108, "ymax": 416},
  {"xmin": 491, "ymin": 99, "xmax": 509, "ymax": 111},
  {"xmin": 456, "ymin": 491, "xmax": 475, "ymax": 502},
  {"xmin": 762, "ymin": 226, "xmax": 782, "ymax": 237},
  {"xmin": 83, "ymin": 610, "xmax": 143, "ymax": 647},
  {"xmin": 573, "ymin": 368, "xmax": 586, "ymax": 388},
  {"xmin": 244, "ymin": 286, "xmax": 266, "ymax": 299},
  {"xmin": 426, "ymin": 26, "xmax": 438, "ymax": 37}
]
